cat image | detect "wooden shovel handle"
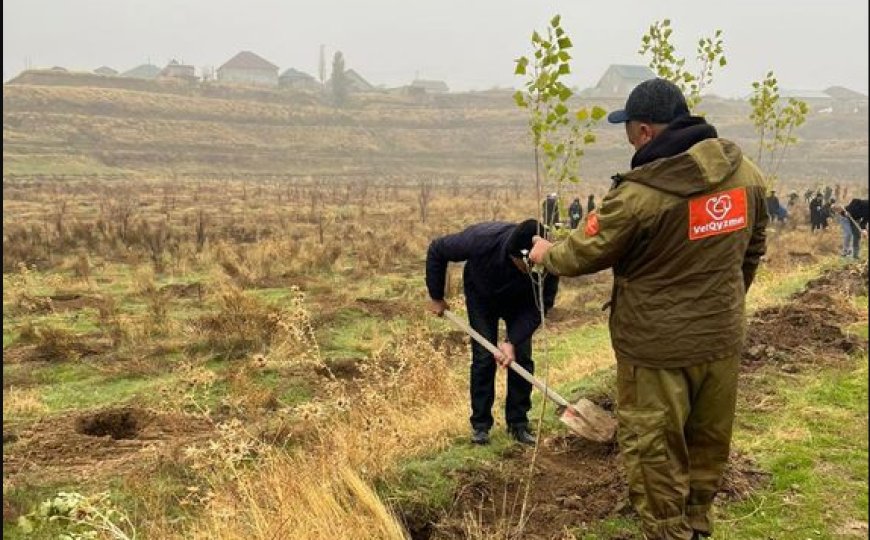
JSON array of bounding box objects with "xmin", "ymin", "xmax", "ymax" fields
[{"xmin": 442, "ymin": 310, "xmax": 570, "ymax": 408}]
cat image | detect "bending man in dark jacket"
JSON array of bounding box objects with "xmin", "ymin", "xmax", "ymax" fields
[
  {"xmin": 426, "ymin": 219, "xmax": 559, "ymax": 445},
  {"xmin": 530, "ymin": 79, "xmax": 767, "ymax": 540}
]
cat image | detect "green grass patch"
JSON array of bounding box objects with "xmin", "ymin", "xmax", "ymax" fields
[
  {"xmin": 540, "ymin": 323, "xmax": 611, "ymax": 367},
  {"xmin": 720, "ymin": 355, "xmax": 868, "ymax": 539},
  {"xmin": 4, "ymin": 329, "xmax": 19, "ymax": 349},
  {"xmin": 40, "ymin": 372, "xmax": 177, "ymax": 412},
  {"xmin": 319, "ymin": 308, "xmax": 409, "ymax": 358},
  {"xmin": 381, "ymin": 431, "xmax": 518, "ymax": 515}
]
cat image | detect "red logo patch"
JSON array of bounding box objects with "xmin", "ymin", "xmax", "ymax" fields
[
  {"xmin": 585, "ymin": 212, "xmax": 600, "ymax": 236},
  {"xmin": 688, "ymin": 187, "xmax": 748, "ymax": 240}
]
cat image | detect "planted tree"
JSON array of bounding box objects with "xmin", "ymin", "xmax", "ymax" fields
[
  {"xmin": 749, "ymin": 70, "xmax": 809, "ymax": 188},
  {"xmin": 638, "ymin": 19, "xmax": 727, "ymax": 110},
  {"xmin": 513, "ymin": 14, "xmax": 605, "ymax": 240},
  {"xmin": 512, "ymin": 13, "xmax": 605, "ymax": 528}
]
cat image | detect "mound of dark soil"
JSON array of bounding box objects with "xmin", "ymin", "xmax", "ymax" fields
[
  {"xmin": 743, "ymin": 262, "xmax": 867, "ymax": 368},
  {"xmin": 803, "ymin": 261, "xmax": 868, "ymax": 297},
  {"xmin": 400, "ymin": 436, "xmax": 768, "ymax": 540},
  {"xmin": 429, "ymin": 437, "xmax": 624, "ymax": 540},
  {"xmin": 718, "ymin": 452, "xmax": 771, "ymax": 502}
]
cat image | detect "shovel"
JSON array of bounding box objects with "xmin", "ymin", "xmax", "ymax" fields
[{"xmin": 442, "ymin": 310, "xmax": 616, "ymax": 443}]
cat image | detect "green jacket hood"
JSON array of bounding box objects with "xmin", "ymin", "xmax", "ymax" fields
[{"xmin": 619, "ymin": 138, "xmax": 744, "ymax": 197}]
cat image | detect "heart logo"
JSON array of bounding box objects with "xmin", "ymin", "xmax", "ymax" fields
[{"xmin": 705, "ymin": 194, "xmax": 732, "ymax": 220}]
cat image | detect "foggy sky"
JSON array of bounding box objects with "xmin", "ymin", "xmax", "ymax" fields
[{"xmin": 3, "ymin": 0, "xmax": 868, "ymax": 97}]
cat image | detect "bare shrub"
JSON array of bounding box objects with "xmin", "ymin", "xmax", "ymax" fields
[
  {"xmin": 192, "ymin": 281, "xmax": 280, "ymax": 358},
  {"xmin": 134, "ymin": 267, "xmax": 171, "ymax": 331}
]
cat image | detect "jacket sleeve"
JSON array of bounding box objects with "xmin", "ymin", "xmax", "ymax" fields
[
  {"xmin": 425, "ymin": 229, "xmax": 474, "ymax": 301},
  {"xmin": 742, "ymin": 188, "xmax": 769, "ymax": 292},
  {"xmin": 542, "ymin": 190, "xmax": 638, "ymax": 276}
]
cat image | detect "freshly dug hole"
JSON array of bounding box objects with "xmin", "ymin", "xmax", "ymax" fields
[{"xmin": 75, "ymin": 408, "xmax": 144, "ymax": 440}]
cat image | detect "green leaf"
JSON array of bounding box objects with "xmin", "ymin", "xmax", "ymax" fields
[
  {"xmin": 555, "ymin": 27, "xmax": 565, "ymax": 37},
  {"xmin": 513, "ymin": 90, "xmax": 527, "ymax": 107},
  {"xmin": 584, "ymin": 132, "xmax": 596, "ymax": 144},
  {"xmin": 558, "ymin": 50, "xmax": 571, "ymax": 61},
  {"xmin": 557, "ymin": 37, "xmax": 573, "ymax": 49},
  {"xmin": 719, "ymin": 56, "xmax": 727, "ymax": 67},
  {"xmin": 559, "ymin": 86, "xmax": 572, "ymax": 101},
  {"xmin": 576, "ymin": 108, "xmax": 589, "ymax": 121},
  {"xmin": 591, "ymin": 105, "xmax": 607, "ymax": 121},
  {"xmin": 558, "ymin": 63, "xmax": 570, "ymax": 75},
  {"xmin": 514, "ymin": 57, "xmax": 528, "ymax": 75},
  {"xmin": 550, "ymin": 14, "xmax": 561, "ymax": 27},
  {"xmin": 555, "ymin": 103, "xmax": 568, "ymax": 116},
  {"xmin": 532, "ymin": 31, "xmax": 542, "ymax": 43}
]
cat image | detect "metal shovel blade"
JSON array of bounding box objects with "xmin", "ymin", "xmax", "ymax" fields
[{"xmin": 559, "ymin": 398, "xmax": 617, "ymax": 443}]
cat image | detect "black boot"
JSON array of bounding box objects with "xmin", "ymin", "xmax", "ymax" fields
[
  {"xmin": 471, "ymin": 428, "xmax": 490, "ymax": 445},
  {"xmin": 508, "ymin": 424, "xmax": 536, "ymax": 445}
]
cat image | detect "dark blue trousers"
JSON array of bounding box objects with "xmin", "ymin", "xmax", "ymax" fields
[{"xmin": 465, "ymin": 295, "xmax": 534, "ymax": 431}]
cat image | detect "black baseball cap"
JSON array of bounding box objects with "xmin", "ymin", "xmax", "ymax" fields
[
  {"xmin": 607, "ymin": 78, "xmax": 690, "ymax": 124},
  {"xmin": 507, "ymin": 219, "xmax": 543, "ymax": 258}
]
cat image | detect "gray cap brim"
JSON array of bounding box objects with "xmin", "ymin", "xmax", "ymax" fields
[{"xmin": 607, "ymin": 109, "xmax": 629, "ymax": 124}]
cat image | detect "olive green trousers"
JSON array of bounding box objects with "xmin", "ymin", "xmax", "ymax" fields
[{"xmin": 616, "ymin": 357, "xmax": 739, "ymax": 540}]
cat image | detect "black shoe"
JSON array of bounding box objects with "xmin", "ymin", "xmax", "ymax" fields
[
  {"xmin": 508, "ymin": 424, "xmax": 536, "ymax": 445},
  {"xmin": 471, "ymin": 428, "xmax": 490, "ymax": 445}
]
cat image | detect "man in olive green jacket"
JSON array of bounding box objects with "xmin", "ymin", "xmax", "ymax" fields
[{"xmin": 529, "ymin": 79, "xmax": 768, "ymax": 540}]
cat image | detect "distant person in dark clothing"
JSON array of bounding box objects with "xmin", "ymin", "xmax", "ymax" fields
[
  {"xmin": 824, "ymin": 185, "xmax": 833, "ymax": 203},
  {"xmin": 568, "ymin": 197, "xmax": 583, "ymax": 229},
  {"xmin": 587, "ymin": 194, "xmax": 596, "ymax": 213},
  {"xmin": 766, "ymin": 190, "xmax": 788, "ymax": 223},
  {"xmin": 787, "ymin": 191, "xmax": 800, "ymax": 209},
  {"xmin": 542, "ymin": 193, "xmax": 560, "ymax": 229},
  {"xmin": 804, "ymin": 188, "xmax": 815, "ymax": 204},
  {"xmin": 822, "ymin": 198, "xmax": 834, "ymax": 229},
  {"xmin": 810, "ymin": 193, "xmax": 825, "ymax": 232},
  {"xmin": 426, "ymin": 219, "xmax": 559, "ymax": 446}
]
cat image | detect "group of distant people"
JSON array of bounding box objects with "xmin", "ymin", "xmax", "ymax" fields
[
  {"xmin": 765, "ymin": 186, "xmax": 868, "ymax": 259},
  {"xmin": 541, "ymin": 192, "xmax": 596, "ymax": 230},
  {"xmin": 766, "ymin": 184, "xmax": 869, "ymax": 258}
]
